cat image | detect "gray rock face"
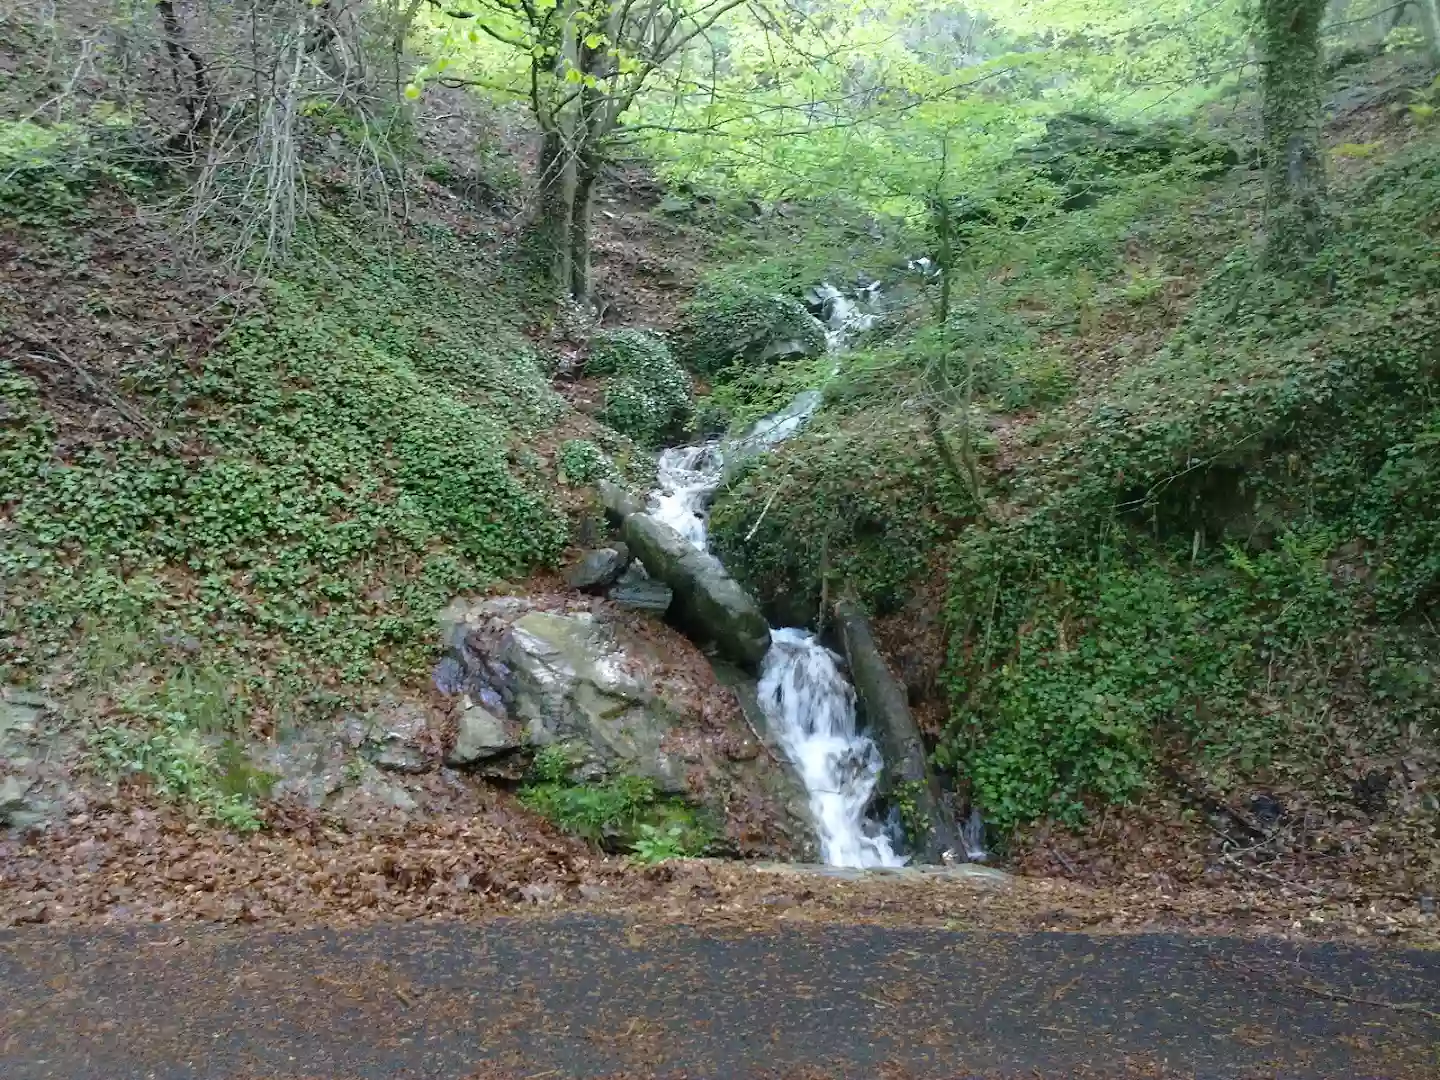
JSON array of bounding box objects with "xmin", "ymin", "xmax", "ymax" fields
[
  {"xmin": 563, "ymin": 545, "xmax": 631, "ymax": 591},
  {"xmin": 437, "ymin": 597, "xmax": 814, "ymax": 858},
  {"xmin": 0, "ymin": 689, "xmax": 74, "ymax": 832},
  {"xmin": 499, "ymin": 611, "xmax": 689, "ymax": 793},
  {"xmin": 597, "ymin": 479, "xmax": 644, "ymax": 522},
  {"xmin": 834, "ymin": 598, "xmax": 960, "ymax": 864},
  {"xmin": 446, "ymin": 704, "xmax": 521, "ymax": 766},
  {"xmin": 608, "ymin": 564, "xmax": 673, "ymax": 612},
  {"xmin": 622, "ymin": 513, "xmax": 770, "ymax": 668}
]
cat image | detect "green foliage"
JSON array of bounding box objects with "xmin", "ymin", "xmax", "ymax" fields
[
  {"xmin": 589, "ymin": 329, "xmax": 693, "ymax": 446},
  {"xmin": 0, "ymin": 119, "xmax": 148, "ymax": 225},
  {"xmin": 892, "ymin": 779, "xmax": 932, "ymax": 848},
  {"xmin": 938, "ymin": 142, "xmax": 1440, "ymax": 831},
  {"xmin": 556, "ymin": 439, "xmax": 617, "ymax": 485},
  {"xmin": 630, "ymin": 822, "xmax": 689, "ymax": 863},
  {"xmin": 2, "ymin": 214, "xmax": 568, "ymax": 733},
  {"xmin": 676, "ymin": 281, "xmax": 827, "ymax": 377},
  {"xmin": 702, "ymin": 353, "xmax": 833, "ymax": 433},
  {"xmin": 89, "ymin": 717, "xmax": 267, "ymax": 832},
  {"xmin": 518, "ymin": 751, "xmax": 713, "ymax": 854},
  {"xmin": 711, "ymin": 415, "xmax": 970, "ymax": 625}
]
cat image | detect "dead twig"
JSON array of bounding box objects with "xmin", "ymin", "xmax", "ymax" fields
[{"xmin": 1219, "ymin": 852, "xmax": 1327, "ymax": 897}]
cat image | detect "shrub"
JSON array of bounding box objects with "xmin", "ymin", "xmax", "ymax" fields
[
  {"xmin": 676, "ymin": 281, "xmax": 827, "ymax": 377},
  {"xmin": 518, "ymin": 755, "xmax": 714, "ymax": 855},
  {"xmin": 588, "ymin": 329, "xmax": 693, "ymax": 446},
  {"xmin": 710, "ymin": 414, "xmax": 971, "ymax": 626},
  {"xmin": 937, "ymin": 141, "xmax": 1440, "ymax": 831},
  {"xmin": 556, "ymin": 439, "xmax": 617, "ymax": 485}
]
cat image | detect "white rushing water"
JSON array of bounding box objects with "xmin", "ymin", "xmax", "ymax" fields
[{"xmin": 646, "ymin": 283, "xmax": 904, "ymax": 868}]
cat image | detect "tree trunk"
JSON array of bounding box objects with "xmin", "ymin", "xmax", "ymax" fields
[
  {"xmin": 155, "ymin": 0, "xmax": 211, "ymax": 130},
  {"xmin": 568, "ymin": 154, "xmax": 599, "ymax": 306},
  {"xmin": 1260, "ymin": 0, "xmax": 1328, "ymax": 264},
  {"xmin": 532, "ymin": 127, "xmax": 573, "ymax": 297},
  {"xmin": 1417, "ymin": 0, "xmax": 1440, "ymax": 67}
]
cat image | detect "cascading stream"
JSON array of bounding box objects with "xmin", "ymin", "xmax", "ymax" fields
[{"xmin": 646, "ymin": 283, "xmax": 904, "ymax": 869}]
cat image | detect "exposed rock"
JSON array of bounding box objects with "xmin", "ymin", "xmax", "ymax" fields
[
  {"xmin": 446, "ymin": 704, "xmax": 521, "ymax": 766},
  {"xmin": 0, "ymin": 688, "xmax": 75, "ymax": 832},
  {"xmin": 597, "ymin": 479, "xmax": 644, "ymax": 521},
  {"xmin": 0, "ymin": 775, "xmax": 39, "ymax": 830},
  {"xmin": 564, "ymin": 544, "xmax": 631, "ymax": 591},
  {"xmin": 622, "ymin": 512, "xmax": 770, "ymax": 668},
  {"xmin": 711, "ymin": 661, "xmax": 820, "ymax": 861},
  {"xmin": 375, "ymin": 745, "xmax": 431, "ymax": 774},
  {"xmin": 608, "ymin": 564, "xmax": 673, "ymax": 612},
  {"xmin": 834, "ymin": 598, "xmax": 960, "ymax": 864},
  {"xmin": 437, "ymin": 596, "xmax": 816, "ymax": 859},
  {"xmin": 500, "ymin": 611, "xmax": 688, "ymax": 793}
]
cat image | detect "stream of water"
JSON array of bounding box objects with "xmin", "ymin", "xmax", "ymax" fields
[{"xmin": 646, "ymin": 285, "xmax": 904, "ymax": 868}]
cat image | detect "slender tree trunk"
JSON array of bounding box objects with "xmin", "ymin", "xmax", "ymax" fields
[
  {"xmin": 569, "ymin": 152, "xmax": 599, "ymax": 305},
  {"xmin": 532, "ymin": 127, "xmax": 573, "ymax": 296},
  {"xmin": 1417, "ymin": 0, "xmax": 1440, "ymax": 66},
  {"xmin": 156, "ymin": 0, "xmax": 211, "ymax": 130},
  {"xmin": 1260, "ymin": 0, "xmax": 1328, "ymax": 264},
  {"xmin": 934, "ymin": 197, "xmax": 954, "ymax": 324}
]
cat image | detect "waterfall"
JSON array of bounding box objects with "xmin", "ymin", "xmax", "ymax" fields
[{"xmin": 645, "ymin": 281, "xmax": 904, "ymax": 869}]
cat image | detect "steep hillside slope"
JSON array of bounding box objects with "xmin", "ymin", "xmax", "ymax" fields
[{"xmin": 708, "ymin": 58, "xmax": 1440, "ymax": 898}]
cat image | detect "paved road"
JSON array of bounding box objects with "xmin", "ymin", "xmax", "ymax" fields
[{"xmin": 1, "ymin": 916, "xmax": 1437, "ymax": 1078}]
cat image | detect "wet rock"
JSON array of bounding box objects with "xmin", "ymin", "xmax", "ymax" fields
[
  {"xmin": 500, "ymin": 611, "xmax": 688, "ymax": 792},
  {"xmin": 609, "ymin": 564, "xmax": 673, "ymax": 613},
  {"xmin": 564, "ymin": 544, "xmax": 631, "ymax": 591},
  {"xmin": 597, "ymin": 479, "xmax": 644, "ymax": 522},
  {"xmin": 446, "ymin": 704, "xmax": 521, "ymax": 766},
  {"xmin": 711, "ymin": 661, "xmax": 819, "ymax": 862},
  {"xmin": 834, "ymin": 598, "xmax": 959, "ymax": 863},
  {"xmin": 375, "ymin": 745, "xmax": 431, "ymax": 774},
  {"xmin": 622, "ymin": 512, "xmax": 770, "ymax": 668}
]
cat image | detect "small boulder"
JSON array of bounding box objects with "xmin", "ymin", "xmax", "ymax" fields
[
  {"xmin": 564, "ymin": 544, "xmax": 631, "ymax": 591},
  {"xmin": 447, "ymin": 704, "xmax": 521, "ymax": 766},
  {"xmin": 609, "ymin": 564, "xmax": 674, "ymax": 612}
]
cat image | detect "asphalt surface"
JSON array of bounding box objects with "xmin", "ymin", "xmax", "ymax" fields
[{"xmin": 1, "ymin": 916, "xmax": 1438, "ymax": 1079}]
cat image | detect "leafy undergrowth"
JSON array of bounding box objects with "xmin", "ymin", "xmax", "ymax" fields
[
  {"xmin": 518, "ymin": 744, "xmax": 715, "ymax": 860},
  {"xmin": 710, "ymin": 68, "xmax": 1440, "ymax": 897},
  {"xmin": 0, "ymin": 161, "xmax": 586, "ymax": 822}
]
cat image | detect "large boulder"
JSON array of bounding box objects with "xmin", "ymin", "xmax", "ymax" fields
[
  {"xmin": 499, "ymin": 611, "xmax": 689, "ymax": 792},
  {"xmin": 676, "ymin": 282, "xmax": 827, "ymax": 377},
  {"xmin": 437, "ymin": 597, "xmax": 816, "ymax": 858},
  {"xmin": 834, "ymin": 598, "xmax": 960, "ymax": 863},
  {"xmin": 622, "ymin": 512, "xmax": 771, "ymax": 668}
]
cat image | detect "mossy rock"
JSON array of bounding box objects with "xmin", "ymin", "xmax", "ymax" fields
[
  {"xmin": 588, "ymin": 329, "xmax": 693, "ymax": 447},
  {"xmin": 676, "ymin": 282, "xmax": 827, "ymax": 378}
]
